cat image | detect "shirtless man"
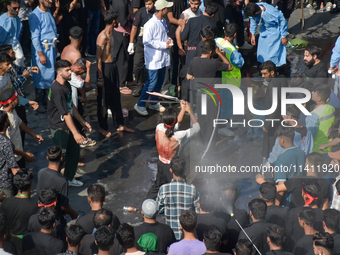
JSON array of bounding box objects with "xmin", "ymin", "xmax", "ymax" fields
[
  {"xmin": 96, "ymin": 10, "xmax": 134, "ymax": 137},
  {"xmin": 61, "ymin": 26, "xmax": 96, "ymax": 148},
  {"xmin": 146, "ymin": 100, "xmax": 200, "ymax": 199}
]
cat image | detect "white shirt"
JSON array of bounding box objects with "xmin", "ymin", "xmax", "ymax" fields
[
  {"xmin": 143, "ymin": 15, "xmax": 171, "ymax": 70},
  {"xmin": 0, "ymin": 248, "xmax": 13, "ymax": 255},
  {"xmin": 69, "ymin": 72, "xmax": 84, "ymax": 108},
  {"xmin": 181, "ymin": 8, "xmax": 202, "ymax": 22}
]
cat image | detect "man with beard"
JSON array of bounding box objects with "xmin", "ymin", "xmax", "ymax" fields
[
  {"xmin": 47, "ymin": 60, "xmax": 91, "ymax": 187},
  {"xmin": 261, "ymin": 61, "xmax": 287, "ymax": 161},
  {"xmin": 29, "ymin": 0, "xmax": 57, "ymax": 113}
]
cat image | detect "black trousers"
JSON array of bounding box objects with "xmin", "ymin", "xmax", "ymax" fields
[
  {"xmin": 146, "ymin": 160, "xmax": 172, "ymax": 200},
  {"xmin": 181, "ymin": 49, "xmax": 196, "ymax": 101},
  {"xmin": 96, "ymin": 61, "xmax": 124, "ymax": 130},
  {"xmin": 16, "ymin": 105, "xmax": 27, "ymax": 148},
  {"xmin": 73, "ymin": 99, "xmax": 87, "ymax": 137},
  {"xmin": 112, "ymin": 31, "xmax": 130, "ymax": 87},
  {"xmin": 35, "ymin": 88, "xmax": 49, "ymax": 108},
  {"xmin": 225, "ymin": 5, "xmax": 244, "ymax": 47},
  {"xmin": 20, "ymin": 20, "xmax": 31, "ymax": 57},
  {"xmin": 134, "ymin": 43, "xmax": 145, "ymax": 86}
]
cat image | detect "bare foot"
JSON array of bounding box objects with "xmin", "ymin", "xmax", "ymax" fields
[
  {"xmin": 117, "ymin": 125, "xmax": 135, "ymax": 132},
  {"xmin": 99, "ymin": 128, "xmax": 112, "ymax": 137}
]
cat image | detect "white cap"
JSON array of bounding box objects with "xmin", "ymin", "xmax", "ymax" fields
[{"xmin": 155, "ymin": 0, "xmax": 174, "ymax": 10}]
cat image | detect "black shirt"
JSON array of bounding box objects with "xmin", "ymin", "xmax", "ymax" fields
[
  {"xmin": 111, "ymin": 0, "xmax": 129, "ymax": 28},
  {"xmin": 332, "ymin": 233, "xmax": 340, "ymax": 255},
  {"xmin": 181, "ymin": 15, "xmax": 216, "ymax": 47},
  {"xmin": 47, "ymin": 80, "xmax": 73, "ymax": 130},
  {"xmin": 266, "ymin": 250, "xmax": 293, "ymax": 255},
  {"xmin": 76, "ymin": 209, "xmax": 121, "ymax": 235},
  {"xmin": 187, "ymin": 57, "xmax": 229, "ymax": 78},
  {"xmin": 284, "ymin": 176, "xmax": 330, "ymax": 209},
  {"xmin": 196, "ymin": 213, "xmax": 227, "ymax": 241},
  {"xmin": 209, "ymin": 0, "xmax": 226, "ymax": 37},
  {"xmin": 167, "ymin": 0, "xmax": 187, "ymax": 39},
  {"xmin": 133, "ymin": 7, "xmax": 154, "ymax": 46},
  {"xmin": 28, "ymin": 214, "xmax": 66, "ymax": 241},
  {"xmin": 265, "ymin": 205, "xmax": 288, "ymax": 231},
  {"xmin": 22, "ymin": 232, "xmax": 64, "ymax": 255},
  {"xmin": 134, "ymin": 222, "xmax": 176, "ymax": 253},
  {"xmin": 238, "ymin": 220, "xmax": 273, "ymax": 255},
  {"xmin": 303, "ymin": 61, "xmax": 328, "ymax": 83},
  {"xmin": 79, "ymin": 234, "xmax": 123, "ymax": 255},
  {"xmin": 293, "ymin": 235, "xmax": 314, "ymax": 255},
  {"xmin": 0, "ymin": 197, "xmax": 38, "ymax": 235},
  {"xmin": 132, "ymin": 0, "xmax": 144, "ymax": 9},
  {"xmin": 84, "ymin": 0, "xmax": 100, "ymax": 10}
]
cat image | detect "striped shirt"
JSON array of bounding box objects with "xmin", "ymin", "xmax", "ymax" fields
[{"xmin": 156, "ymin": 179, "xmax": 200, "ymax": 240}]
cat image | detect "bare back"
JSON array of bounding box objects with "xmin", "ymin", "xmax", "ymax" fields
[
  {"xmin": 155, "ymin": 129, "xmax": 180, "ymax": 161},
  {"xmin": 96, "ymin": 30, "xmax": 113, "ymax": 63},
  {"xmin": 61, "ymin": 45, "xmax": 81, "ymax": 64}
]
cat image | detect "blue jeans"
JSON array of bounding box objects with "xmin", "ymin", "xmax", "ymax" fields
[
  {"xmin": 87, "ymin": 9, "xmax": 100, "ymax": 55},
  {"xmin": 137, "ymin": 67, "xmax": 166, "ymax": 107}
]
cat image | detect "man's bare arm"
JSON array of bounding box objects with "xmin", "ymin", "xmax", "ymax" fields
[
  {"xmin": 96, "ymin": 33, "xmax": 106, "ymax": 83},
  {"xmin": 130, "ymin": 25, "xmax": 138, "ymax": 44},
  {"xmin": 167, "ymin": 12, "xmax": 179, "ymax": 25}
]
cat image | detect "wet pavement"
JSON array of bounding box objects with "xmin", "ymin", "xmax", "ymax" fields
[{"xmin": 22, "ymin": 8, "xmax": 340, "ymax": 225}]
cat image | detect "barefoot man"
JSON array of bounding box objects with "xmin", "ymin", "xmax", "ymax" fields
[{"xmin": 96, "ymin": 10, "xmax": 134, "ymax": 137}]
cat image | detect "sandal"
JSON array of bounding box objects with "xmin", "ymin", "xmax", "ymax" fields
[
  {"xmin": 120, "ymin": 87, "xmax": 132, "ymax": 94},
  {"xmin": 80, "ymin": 138, "xmax": 97, "ymax": 148}
]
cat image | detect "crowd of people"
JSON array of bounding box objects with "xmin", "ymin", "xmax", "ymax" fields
[{"xmin": 1, "ymin": 0, "xmax": 340, "ymax": 254}]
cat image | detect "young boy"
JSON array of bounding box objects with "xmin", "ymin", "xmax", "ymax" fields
[
  {"xmin": 0, "ymin": 88, "xmax": 43, "ymax": 168},
  {"xmin": 168, "ymin": 210, "xmax": 206, "ymax": 255},
  {"xmin": 306, "ymin": 84, "xmax": 335, "ymax": 154},
  {"xmin": 116, "ymin": 223, "xmax": 144, "ymax": 255}
]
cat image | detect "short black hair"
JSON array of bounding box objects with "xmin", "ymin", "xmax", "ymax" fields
[
  {"xmin": 162, "ymin": 108, "xmax": 178, "ymax": 138},
  {"xmin": 13, "ymin": 168, "xmax": 33, "ymax": 191},
  {"xmin": 244, "ymin": 2, "xmax": 261, "ymax": 17},
  {"xmin": 7, "ymin": 0, "xmax": 19, "ymax": 5},
  {"xmin": 259, "ymin": 182, "xmax": 276, "ymax": 202},
  {"xmin": 200, "ymin": 26, "xmax": 214, "ymax": 39},
  {"xmin": 298, "ymin": 207, "xmax": 316, "ymax": 227},
  {"xmin": 37, "ymin": 207, "xmax": 56, "ymax": 230},
  {"xmin": 88, "ymin": 184, "xmax": 105, "ymax": 203},
  {"xmin": 103, "ymin": 10, "xmax": 119, "ymax": 25},
  {"xmin": 95, "ymin": 225, "xmax": 115, "ymax": 251},
  {"xmin": 93, "ymin": 209, "xmax": 113, "ymax": 229},
  {"xmin": 170, "ymin": 157, "xmax": 186, "ymax": 178},
  {"xmin": 179, "ymin": 210, "xmax": 197, "ymax": 232},
  {"xmin": 116, "ymin": 223, "xmax": 135, "ymax": 249},
  {"xmin": 0, "ymin": 52, "xmax": 13, "ymax": 64},
  {"xmin": 0, "ymin": 111, "xmax": 8, "ymax": 131},
  {"xmin": 38, "ymin": 188, "xmax": 57, "ymax": 205},
  {"xmin": 236, "ymin": 239, "xmax": 252, "ymax": 255},
  {"xmin": 69, "ymin": 26, "xmax": 83, "ymax": 40},
  {"xmin": 248, "ymin": 198, "xmax": 267, "ymax": 220},
  {"xmin": 306, "ymin": 152, "xmax": 324, "ymax": 173},
  {"xmin": 313, "ymin": 84, "xmax": 331, "ymax": 103},
  {"xmin": 259, "ymin": 60, "xmax": 276, "ymax": 73},
  {"xmin": 205, "ymin": 3, "xmax": 218, "ymax": 16},
  {"xmin": 323, "ymin": 209, "xmax": 340, "ymax": 232},
  {"xmin": 0, "ymin": 44, "xmax": 12, "ymax": 54},
  {"xmin": 73, "ymin": 58, "xmax": 86, "ymax": 70},
  {"xmin": 267, "ymin": 225, "xmax": 285, "ymax": 247},
  {"xmin": 286, "ymin": 104, "xmax": 301, "ymax": 119},
  {"xmin": 144, "ymin": 0, "xmax": 155, "ymax": 2},
  {"xmin": 47, "ymin": 145, "xmax": 62, "ymax": 162},
  {"xmin": 225, "ymin": 23, "xmax": 238, "ymax": 38},
  {"xmin": 203, "ymin": 225, "xmax": 222, "ymax": 252},
  {"xmin": 0, "ymin": 213, "xmax": 8, "ymax": 239},
  {"xmin": 55, "ymin": 59, "xmax": 71, "ymax": 72},
  {"xmin": 303, "ymin": 182, "xmax": 320, "ymax": 207},
  {"xmin": 275, "ymin": 126, "xmax": 295, "ymax": 142},
  {"xmin": 305, "ymin": 45, "xmax": 321, "ymax": 59},
  {"xmin": 199, "ymin": 192, "xmax": 216, "ymax": 213},
  {"xmin": 313, "ymin": 232, "xmax": 334, "ymax": 252},
  {"xmin": 201, "ymin": 39, "xmax": 216, "ymax": 55},
  {"xmin": 66, "ymin": 225, "xmax": 85, "ymax": 247}
]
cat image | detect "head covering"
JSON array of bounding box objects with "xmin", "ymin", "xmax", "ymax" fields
[
  {"xmin": 155, "ymin": 0, "xmax": 173, "ymax": 10},
  {"xmin": 137, "ymin": 233, "xmax": 158, "ymax": 254},
  {"xmin": 0, "ymin": 88, "xmax": 18, "ymax": 107},
  {"xmin": 142, "ymin": 199, "xmax": 158, "ymax": 219},
  {"xmin": 164, "ymin": 118, "xmax": 177, "ymax": 129},
  {"xmin": 302, "ymin": 188, "xmax": 318, "ymax": 206}
]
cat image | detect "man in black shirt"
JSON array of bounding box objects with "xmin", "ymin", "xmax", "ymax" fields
[
  {"xmin": 196, "ymin": 192, "xmax": 228, "ymax": 241},
  {"xmin": 76, "ymin": 184, "xmax": 106, "ymax": 234},
  {"xmin": 203, "ymin": 225, "xmax": 230, "ymax": 255},
  {"xmin": 47, "ymin": 60, "xmax": 91, "ymax": 187},
  {"xmin": 134, "ymin": 199, "xmax": 176, "ymax": 253},
  {"xmin": 56, "ymin": 225, "xmax": 85, "ymax": 255},
  {"xmin": 128, "ymin": 0, "xmax": 155, "ymax": 97},
  {"xmin": 259, "ymin": 182, "xmax": 288, "ymax": 230},
  {"xmin": 132, "ymin": 0, "xmax": 145, "ymax": 16},
  {"xmin": 238, "ymin": 199, "xmax": 272, "ymax": 255},
  {"xmin": 37, "ymin": 146, "xmax": 78, "ymax": 220},
  {"xmin": 180, "ymin": 3, "xmax": 217, "ymax": 100},
  {"xmin": 0, "ymin": 169, "xmax": 37, "ymax": 254},
  {"xmin": 79, "ymin": 209, "xmax": 122, "ymax": 255},
  {"xmin": 22, "ymin": 207, "xmax": 64, "ymax": 255},
  {"xmin": 292, "ymin": 208, "xmax": 317, "ymax": 255},
  {"xmin": 266, "ymin": 225, "xmax": 292, "ymax": 255},
  {"xmin": 322, "ymin": 209, "xmax": 340, "ymax": 255},
  {"xmin": 313, "ymin": 232, "xmax": 334, "ymax": 255}
]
